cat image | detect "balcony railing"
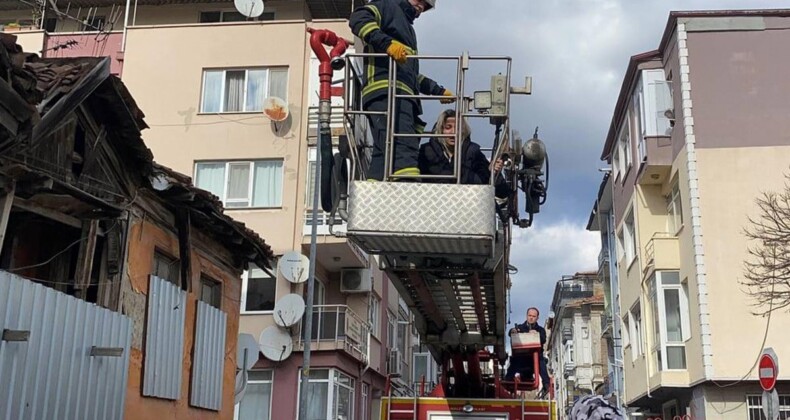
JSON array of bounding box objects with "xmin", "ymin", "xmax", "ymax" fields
[
  {"xmin": 293, "ymin": 305, "xmax": 368, "ymax": 362},
  {"xmin": 303, "ymin": 208, "xmax": 347, "ymax": 235}
]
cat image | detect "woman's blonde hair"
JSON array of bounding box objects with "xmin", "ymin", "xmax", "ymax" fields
[{"xmin": 433, "ymin": 109, "xmax": 472, "ymax": 155}]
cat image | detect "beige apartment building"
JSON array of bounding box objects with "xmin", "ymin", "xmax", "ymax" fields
[
  {"xmin": 597, "ymin": 9, "xmax": 790, "ymax": 419},
  {"xmin": 2, "ymin": 1, "xmax": 434, "ymax": 419}
]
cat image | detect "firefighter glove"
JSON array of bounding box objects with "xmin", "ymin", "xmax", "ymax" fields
[
  {"xmin": 387, "ymin": 41, "xmax": 410, "ymax": 64},
  {"xmin": 440, "ymin": 89, "xmax": 456, "ymax": 104}
]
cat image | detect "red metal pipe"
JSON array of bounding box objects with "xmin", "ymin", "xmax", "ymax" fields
[{"xmin": 306, "ymin": 28, "xmax": 349, "ymax": 101}]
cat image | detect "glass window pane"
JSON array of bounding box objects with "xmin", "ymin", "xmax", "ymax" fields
[
  {"xmin": 335, "ymin": 385, "xmax": 352, "ymax": 420},
  {"xmin": 305, "ymin": 381, "xmax": 328, "ymax": 420},
  {"xmin": 245, "ymin": 274, "xmax": 275, "ymax": 311},
  {"xmin": 664, "ymin": 289, "xmax": 683, "ymax": 341},
  {"xmin": 195, "ymin": 162, "xmax": 226, "ymax": 200},
  {"xmin": 201, "ymin": 71, "xmax": 223, "ymax": 113},
  {"xmin": 661, "ymin": 271, "xmax": 681, "ymax": 285},
  {"xmin": 414, "ymin": 354, "xmax": 428, "ymax": 382},
  {"xmin": 252, "ymin": 160, "xmax": 283, "ymax": 207},
  {"xmin": 309, "ymin": 369, "xmax": 330, "ymax": 380},
  {"xmin": 227, "ymin": 162, "xmax": 251, "ymax": 203},
  {"xmin": 199, "ymin": 11, "xmax": 221, "ymax": 23},
  {"xmin": 237, "ymin": 381, "xmax": 272, "ymax": 420},
  {"xmin": 224, "ymin": 70, "xmax": 245, "ymax": 112},
  {"xmin": 246, "ymin": 69, "xmax": 267, "ymax": 112},
  {"xmin": 666, "ymin": 345, "xmax": 686, "ymax": 369},
  {"xmin": 248, "ymin": 370, "xmax": 272, "ymax": 381},
  {"xmin": 269, "ymin": 69, "xmax": 288, "ymax": 101},
  {"xmin": 221, "ymin": 11, "xmax": 246, "ymax": 22}
]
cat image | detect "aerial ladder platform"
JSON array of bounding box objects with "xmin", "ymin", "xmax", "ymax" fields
[{"xmin": 307, "ymin": 28, "xmax": 553, "ymax": 419}]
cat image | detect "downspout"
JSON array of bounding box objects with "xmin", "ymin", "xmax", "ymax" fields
[
  {"xmin": 676, "ymin": 19, "xmax": 714, "ymax": 379},
  {"xmin": 121, "ymin": 0, "xmax": 131, "ymax": 51}
]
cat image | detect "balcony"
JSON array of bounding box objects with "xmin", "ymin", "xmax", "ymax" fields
[
  {"xmin": 643, "ymin": 232, "xmax": 680, "ymax": 277},
  {"xmin": 598, "ymin": 248, "xmax": 610, "ymax": 269},
  {"xmin": 293, "ymin": 305, "xmax": 369, "ymax": 363}
]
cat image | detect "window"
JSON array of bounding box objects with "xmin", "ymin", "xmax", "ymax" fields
[
  {"xmin": 667, "ymin": 180, "xmax": 683, "ymax": 234},
  {"xmin": 640, "ymin": 69, "xmax": 673, "ymax": 136},
  {"xmin": 43, "ymin": 17, "xmax": 57, "ymax": 32},
  {"xmin": 564, "ymin": 340, "xmax": 575, "ymax": 365},
  {"xmin": 313, "ymin": 278, "xmax": 325, "ymax": 306},
  {"xmin": 200, "ymin": 275, "xmax": 222, "ymax": 308},
  {"xmin": 618, "ymin": 210, "xmax": 636, "ymax": 266},
  {"xmin": 304, "ymin": 147, "xmax": 345, "ymax": 234},
  {"xmin": 241, "ymin": 264, "xmax": 276, "ymax": 313},
  {"xmin": 200, "ymin": 10, "xmax": 275, "ymax": 23},
  {"xmin": 361, "ymin": 383, "xmax": 370, "ymax": 420},
  {"xmin": 617, "ymin": 115, "xmax": 632, "ymax": 176},
  {"xmin": 649, "ymin": 271, "xmax": 690, "ymax": 370},
  {"xmin": 152, "ymin": 250, "xmax": 180, "ymax": 287},
  {"xmin": 621, "ymin": 316, "xmax": 630, "ymax": 348},
  {"xmin": 633, "ymin": 86, "xmax": 645, "ymax": 162},
  {"xmin": 195, "ymin": 160, "xmax": 283, "ymax": 208},
  {"xmin": 368, "ymin": 295, "xmax": 381, "ymax": 338},
  {"xmin": 297, "ymin": 369, "xmax": 355, "ymax": 420},
  {"xmin": 747, "ymin": 394, "xmax": 790, "ymax": 420},
  {"xmin": 387, "ymin": 311, "xmax": 397, "ymax": 350},
  {"xmin": 629, "ymin": 304, "xmax": 643, "ymax": 361},
  {"xmin": 201, "ymin": 67, "xmax": 287, "ymax": 113},
  {"xmin": 235, "ymin": 370, "xmax": 273, "ymax": 420}
]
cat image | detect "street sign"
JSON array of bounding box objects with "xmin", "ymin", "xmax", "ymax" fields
[
  {"xmin": 759, "ymin": 348, "xmax": 779, "ymax": 391},
  {"xmin": 762, "ymin": 389, "xmax": 780, "ymax": 420}
]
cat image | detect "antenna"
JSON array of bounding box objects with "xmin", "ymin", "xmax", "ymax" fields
[
  {"xmin": 262, "ymin": 96, "xmax": 289, "ymax": 132},
  {"xmin": 273, "ymin": 294, "xmax": 306, "ymax": 328},
  {"xmin": 234, "ymin": 0, "xmax": 265, "ymax": 18},
  {"xmin": 259, "ymin": 326, "xmax": 293, "ymax": 362},
  {"xmin": 278, "ymin": 251, "xmax": 309, "ymax": 284}
]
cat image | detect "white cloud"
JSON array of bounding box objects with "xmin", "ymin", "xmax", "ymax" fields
[{"xmin": 506, "ymin": 220, "xmax": 599, "ymax": 326}]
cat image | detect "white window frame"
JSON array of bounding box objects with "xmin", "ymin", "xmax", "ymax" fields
[
  {"xmin": 640, "ymin": 69, "xmax": 673, "ymax": 137},
  {"xmin": 200, "ymin": 67, "xmax": 288, "ymax": 113},
  {"xmin": 234, "ymin": 370, "xmax": 274, "ymax": 420},
  {"xmin": 194, "ymin": 160, "xmax": 284, "ymax": 209},
  {"xmin": 629, "ymin": 303, "xmax": 643, "ymax": 361},
  {"xmin": 361, "ymin": 383, "xmax": 370, "ymax": 420},
  {"xmin": 667, "ymin": 180, "xmax": 683, "ymax": 235},
  {"xmin": 747, "ymin": 394, "xmax": 790, "ymax": 420},
  {"xmin": 650, "ymin": 271, "xmax": 690, "ymax": 371},
  {"xmin": 617, "ymin": 113, "xmax": 632, "ymax": 179},
  {"xmin": 624, "ymin": 210, "xmax": 636, "ymax": 267},
  {"xmin": 632, "ymin": 80, "xmax": 646, "ymax": 163},
  {"xmin": 387, "ymin": 310, "xmax": 397, "ymax": 350},
  {"xmin": 295, "ymin": 368, "xmax": 356, "ymax": 420},
  {"xmin": 241, "ymin": 264, "xmax": 276, "ymax": 314},
  {"xmin": 369, "ymin": 294, "xmax": 381, "ymax": 338}
]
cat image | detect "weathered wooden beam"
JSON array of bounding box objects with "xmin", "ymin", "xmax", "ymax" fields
[
  {"xmin": 0, "ymin": 182, "xmax": 15, "ymax": 252},
  {"xmin": 74, "ymin": 219, "xmax": 99, "ymax": 293}
]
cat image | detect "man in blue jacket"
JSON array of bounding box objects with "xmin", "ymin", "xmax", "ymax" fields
[
  {"xmin": 350, "ymin": 0, "xmax": 454, "ymax": 180},
  {"xmin": 507, "ymin": 307, "xmax": 551, "ymax": 398}
]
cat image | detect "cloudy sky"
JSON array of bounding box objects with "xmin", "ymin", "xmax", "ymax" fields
[{"xmin": 410, "ymin": 0, "xmax": 788, "ymax": 325}]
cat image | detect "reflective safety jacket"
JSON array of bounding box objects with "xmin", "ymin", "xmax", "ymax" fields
[{"xmin": 349, "ymin": 0, "xmax": 446, "ymax": 116}]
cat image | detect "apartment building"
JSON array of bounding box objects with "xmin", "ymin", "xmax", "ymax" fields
[
  {"xmin": 597, "ymin": 9, "xmax": 790, "ymax": 419},
  {"xmin": 547, "ymin": 272, "xmax": 608, "ymax": 418},
  {"xmin": 587, "ymin": 173, "xmax": 626, "ymax": 412},
  {"xmin": 1, "ymin": 1, "xmax": 428, "ymax": 419}
]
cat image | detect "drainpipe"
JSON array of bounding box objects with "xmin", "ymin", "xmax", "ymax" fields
[
  {"xmin": 121, "ymin": 0, "xmax": 131, "ymax": 51},
  {"xmin": 676, "ymin": 19, "xmax": 714, "ymax": 379},
  {"xmin": 299, "ymin": 27, "xmax": 348, "ymax": 420}
]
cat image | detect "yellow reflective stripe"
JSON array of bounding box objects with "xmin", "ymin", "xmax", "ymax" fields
[
  {"xmin": 393, "ymin": 167, "xmax": 420, "ymax": 176},
  {"xmin": 359, "ymin": 22, "xmax": 379, "ymax": 38},
  {"xmin": 361, "ymin": 79, "xmax": 416, "ymax": 97},
  {"xmin": 365, "ymin": 4, "xmax": 381, "ymax": 24},
  {"xmin": 417, "ymin": 74, "xmax": 425, "ymax": 84},
  {"xmin": 415, "ymin": 123, "xmax": 425, "ymax": 133}
]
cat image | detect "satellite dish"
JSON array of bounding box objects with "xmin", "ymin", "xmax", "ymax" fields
[
  {"xmin": 234, "ymin": 369, "xmax": 248, "ymax": 404},
  {"xmin": 237, "ymin": 333, "xmax": 259, "ymax": 370},
  {"xmin": 278, "ymin": 251, "xmax": 309, "ymax": 284},
  {"xmin": 263, "ymin": 96, "xmax": 289, "ymax": 122},
  {"xmin": 273, "ymin": 294, "xmax": 306, "ymax": 327},
  {"xmin": 234, "ymin": 0, "xmax": 264, "ymax": 18},
  {"xmin": 259, "ymin": 326, "xmax": 293, "ymax": 362}
]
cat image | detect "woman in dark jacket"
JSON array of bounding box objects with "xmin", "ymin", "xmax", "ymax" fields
[{"xmin": 418, "ymin": 109, "xmax": 511, "ymax": 198}]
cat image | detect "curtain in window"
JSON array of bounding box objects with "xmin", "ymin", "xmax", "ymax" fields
[
  {"xmin": 246, "ymin": 69, "xmax": 268, "ymax": 112},
  {"xmin": 252, "ymin": 161, "xmax": 283, "ymax": 207},
  {"xmin": 269, "ymin": 69, "xmax": 288, "ymax": 101},
  {"xmin": 226, "ymin": 163, "xmax": 251, "ymax": 207},
  {"xmin": 201, "ymin": 71, "xmax": 223, "ymax": 113},
  {"xmin": 195, "ymin": 162, "xmax": 226, "ymax": 199},
  {"xmin": 237, "ymin": 381, "xmax": 272, "ymax": 420},
  {"xmin": 305, "ymin": 381, "xmax": 328, "ymax": 420},
  {"xmin": 224, "ymin": 70, "xmax": 245, "ymax": 112}
]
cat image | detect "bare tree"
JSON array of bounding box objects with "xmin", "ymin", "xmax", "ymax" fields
[{"xmin": 742, "ymin": 174, "xmax": 790, "ymax": 315}]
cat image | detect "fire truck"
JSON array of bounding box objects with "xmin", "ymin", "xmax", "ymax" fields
[{"xmin": 307, "ymin": 28, "xmax": 556, "ymax": 420}]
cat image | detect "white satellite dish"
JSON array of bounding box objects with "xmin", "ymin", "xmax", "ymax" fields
[
  {"xmin": 273, "ymin": 294, "xmax": 306, "ymax": 327},
  {"xmin": 259, "ymin": 326, "xmax": 293, "ymax": 362},
  {"xmin": 278, "ymin": 251, "xmax": 309, "ymax": 284},
  {"xmin": 234, "ymin": 369, "xmax": 247, "ymax": 404},
  {"xmin": 237, "ymin": 333, "xmax": 259, "ymax": 370},
  {"xmin": 234, "ymin": 0, "xmax": 264, "ymax": 18},
  {"xmin": 263, "ymin": 96, "xmax": 289, "ymax": 122}
]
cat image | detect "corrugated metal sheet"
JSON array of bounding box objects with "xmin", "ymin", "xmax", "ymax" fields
[
  {"xmin": 143, "ymin": 275, "xmax": 187, "ymax": 400},
  {"xmin": 190, "ymin": 301, "xmax": 227, "ymax": 411},
  {"xmin": 0, "ymin": 270, "xmax": 132, "ymax": 420}
]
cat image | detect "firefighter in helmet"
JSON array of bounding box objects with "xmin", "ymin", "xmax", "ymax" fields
[{"xmin": 350, "ymin": 0, "xmax": 454, "ymax": 180}]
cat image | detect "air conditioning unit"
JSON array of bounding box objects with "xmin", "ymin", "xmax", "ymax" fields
[
  {"xmin": 341, "ymin": 268, "xmax": 371, "ymax": 293},
  {"xmin": 388, "ymin": 348, "xmax": 403, "ymax": 376}
]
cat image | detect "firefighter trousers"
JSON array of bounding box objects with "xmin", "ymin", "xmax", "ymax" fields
[{"xmin": 366, "ymin": 98, "xmax": 420, "ymax": 181}]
